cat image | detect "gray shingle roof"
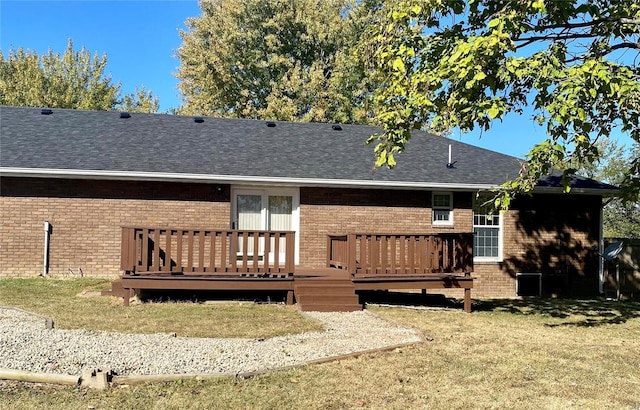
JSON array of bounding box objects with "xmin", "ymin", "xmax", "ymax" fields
[
  {"xmin": 0, "ymin": 105, "xmax": 614, "ymax": 192},
  {"xmin": 0, "ymin": 106, "xmax": 524, "ymax": 188},
  {"xmin": 537, "ymin": 170, "xmax": 618, "ymax": 191}
]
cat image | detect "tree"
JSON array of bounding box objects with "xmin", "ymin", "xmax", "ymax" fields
[
  {"xmin": 575, "ymin": 138, "xmax": 640, "ymax": 238},
  {"xmin": 176, "ymin": 0, "xmax": 377, "ymax": 123},
  {"xmin": 119, "ymin": 86, "xmax": 160, "ymax": 114},
  {"xmin": 367, "ymin": 0, "xmax": 640, "ymax": 207},
  {"xmin": 0, "ymin": 39, "xmax": 159, "ymax": 113}
]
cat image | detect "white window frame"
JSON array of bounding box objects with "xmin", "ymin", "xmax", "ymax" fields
[
  {"xmin": 432, "ymin": 192, "xmax": 453, "ymax": 226},
  {"xmin": 472, "ymin": 212, "xmax": 503, "ymax": 262},
  {"xmin": 231, "ymin": 187, "xmax": 300, "ymax": 265}
]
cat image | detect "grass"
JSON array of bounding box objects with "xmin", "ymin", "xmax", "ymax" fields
[
  {"xmin": 1, "ymin": 280, "xmax": 640, "ymax": 409},
  {"xmin": 0, "ymin": 278, "xmax": 322, "ymax": 338}
]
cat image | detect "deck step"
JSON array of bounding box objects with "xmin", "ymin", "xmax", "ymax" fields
[
  {"xmin": 101, "ymin": 279, "xmax": 126, "ymax": 297},
  {"xmin": 292, "ymin": 294, "xmax": 360, "ymax": 304},
  {"xmin": 294, "ymin": 279, "xmax": 354, "ymax": 285},
  {"xmin": 294, "ymin": 285, "xmax": 356, "ymax": 295},
  {"xmin": 297, "ymin": 304, "xmax": 363, "ymax": 312},
  {"xmin": 294, "ymin": 278, "xmax": 361, "ymax": 312}
]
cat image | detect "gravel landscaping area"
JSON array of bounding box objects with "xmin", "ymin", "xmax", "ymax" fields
[{"xmin": 0, "ymin": 307, "xmax": 423, "ymax": 377}]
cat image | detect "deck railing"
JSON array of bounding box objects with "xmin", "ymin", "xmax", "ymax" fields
[
  {"xmin": 121, "ymin": 227, "xmax": 295, "ymax": 275},
  {"xmin": 327, "ymin": 233, "xmax": 474, "ymax": 276}
]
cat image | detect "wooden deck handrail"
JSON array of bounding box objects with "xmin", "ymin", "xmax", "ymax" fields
[
  {"xmin": 327, "ymin": 232, "xmax": 474, "ymax": 276},
  {"xmin": 121, "ymin": 227, "xmax": 296, "ymax": 276}
]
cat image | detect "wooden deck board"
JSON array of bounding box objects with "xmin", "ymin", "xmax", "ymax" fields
[{"xmin": 114, "ymin": 269, "xmax": 473, "ymax": 312}]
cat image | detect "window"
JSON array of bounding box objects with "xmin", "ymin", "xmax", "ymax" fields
[
  {"xmin": 432, "ymin": 192, "xmax": 453, "ymax": 225},
  {"xmin": 473, "ymin": 213, "xmax": 502, "ymax": 261},
  {"xmin": 232, "ymin": 187, "xmax": 300, "ymax": 264}
]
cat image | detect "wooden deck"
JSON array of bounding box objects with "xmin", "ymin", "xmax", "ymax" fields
[{"xmin": 110, "ymin": 227, "xmax": 474, "ymax": 312}]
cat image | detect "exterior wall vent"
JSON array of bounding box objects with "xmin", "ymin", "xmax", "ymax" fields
[
  {"xmin": 332, "ymin": 124, "xmax": 342, "ymax": 131},
  {"xmin": 41, "ymin": 109, "xmax": 53, "ymax": 115},
  {"xmin": 516, "ymin": 273, "xmax": 542, "ymax": 296},
  {"xmin": 120, "ymin": 112, "xmax": 131, "ymax": 119},
  {"xmin": 194, "ymin": 116, "xmax": 204, "ymax": 123},
  {"xmin": 266, "ymin": 121, "xmax": 276, "ymax": 128}
]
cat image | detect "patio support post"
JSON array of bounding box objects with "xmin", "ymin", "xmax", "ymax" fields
[
  {"xmin": 347, "ymin": 234, "xmax": 357, "ymax": 275},
  {"xmin": 464, "ymin": 288, "xmax": 471, "ymax": 313}
]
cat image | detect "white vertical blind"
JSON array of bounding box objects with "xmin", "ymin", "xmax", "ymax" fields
[
  {"xmin": 268, "ymin": 196, "xmax": 292, "ymax": 230},
  {"xmin": 237, "ymin": 194, "xmax": 262, "ymax": 230},
  {"xmin": 237, "ymin": 194, "xmax": 262, "ymax": 255},
  {"xmin": 269, "ymin": 196, "xmax": 292, "ymax": 257}
]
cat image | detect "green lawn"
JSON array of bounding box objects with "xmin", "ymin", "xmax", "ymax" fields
[
  {"xmin": 1, "ymin": 279, "xmax": 639, "ymax": 409},
  {"xmin": 0, "ymin": 278, "xmax": 321, "ymax": 338}
]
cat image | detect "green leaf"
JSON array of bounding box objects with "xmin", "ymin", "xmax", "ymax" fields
[
  {"xmin": 387, "ymin": 153, "xmax": 397, "ymax": 168},
  {"xmin": 375, "ymin": 149, "xmax": 387, "ymax": 167},
  {"xmin": 473, "ymin": 72, "xmax": 487, "ymax": 81},
  {"xmin": 577, "ymin": 108, "xmax": 586, "ymax": 121},
  {"xmin": 487, "ymin": 107, "xmax": 500, "ymax": 119},
  {"xmin": 532, "ymin": 0, "xmax": 545, "ymax": 11},
  {"xmin": 392, "ymin": 58, "xmax": 405, "ymax": 72}
]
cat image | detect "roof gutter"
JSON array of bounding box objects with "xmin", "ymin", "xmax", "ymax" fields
[
  {"xmin": 532, "ymin": 186, "xmax": 620, "ymax": 196},
  {"xmin": 0, "ymin": 167, "xmax": 500, "ymax": 191}
]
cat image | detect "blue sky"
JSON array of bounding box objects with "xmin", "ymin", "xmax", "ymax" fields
[{"xmin": 1, "ymin": 0, "xmax": 634, "ymax": 159}]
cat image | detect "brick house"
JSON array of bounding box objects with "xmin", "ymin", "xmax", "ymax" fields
[{"xmin": 0, "ymin": 106, "xmax": 617, "ymax": 299}]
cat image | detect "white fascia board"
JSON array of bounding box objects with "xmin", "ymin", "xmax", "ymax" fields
[{"xmin": 0, "ymin": 167, "xmax": 499, "ymax": 191}]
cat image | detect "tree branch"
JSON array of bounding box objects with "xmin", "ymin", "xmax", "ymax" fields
[
  {"xmin": 534, "ymin": 17, "xmax": 640, "ymax": 32},
  {"xmin": 620, "ymin": 18, "xmax": 640, "ymax": 25},
  {"xmin": 534, "ymin": 19, "xmax": 603, "ymax": 31},
  {"xmin": 608, "ymin": 42, "xmax": 640, "ymax": 52},
  {"xmin": 515, "ymin": 32, "xmax": 603, "ymax": 49},
  {"xmin": 515, "ymin": 32, "xmax": 602, "ymax": 44},
  {"xmin": 513, "ymin": 16, "xmax": 640, "ymax": 49},
  {"xmin": 563, "ymin": 42, "xmax": 640, "ymax": 63}
]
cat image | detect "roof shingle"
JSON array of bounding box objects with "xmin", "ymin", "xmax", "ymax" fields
[
  {"xmin": 1, "ymin": 106, "xmax": 616, "ymax": 192},
  {"xmin": 0, "ymin": 106, "xmax": 526, "ymax": 188}
]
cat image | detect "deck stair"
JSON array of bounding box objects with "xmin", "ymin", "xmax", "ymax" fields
[
  {"xmin": 101, "ymin": 279, "xmax": 125, "ymax": 297},
  {"xmin": 294, "ymin": 276, "xmax": 362, "ymax": 312}
]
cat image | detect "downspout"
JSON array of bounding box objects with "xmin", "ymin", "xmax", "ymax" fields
[
  {"xmin": 598, "ymin": 204, "xmax": 604, "ymax": 294},
  {"xmin": 42, "ymin": 221, "xmax": 52, "ymax": 277}
]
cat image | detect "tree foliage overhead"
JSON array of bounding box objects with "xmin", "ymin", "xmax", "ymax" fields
[
  {"xmin": 368, "ymin": 0, "xmax": 640, "ymax": 206},
  {"xmin": 177, "ymin": 0, "xmax": 376, "ymax": 123},
  {"xmin": 575, "ymin": 139, "xmax": 640, "ymax": 238},
  {"xmin": 0, "ymin": 39, "xmax": 159, "ymax": 112}
]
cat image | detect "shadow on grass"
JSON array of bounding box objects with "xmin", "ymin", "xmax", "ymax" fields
[
  {"xmin": 474, "ymin": 298, "xmax": 640, "ymax": 327},
  {"xmin": 138, "ymin": 289, "xmax": 290, "ymax": 305},
  {"xmin": 358, "ymin": 290, "xmax": 464, "ymax": 310}
]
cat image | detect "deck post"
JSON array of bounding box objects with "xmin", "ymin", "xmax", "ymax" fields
[
  {"xmin": 347, "ymin": 234, "xmax": 357, "ymax": 275},
  {"xmin": 120, "ymin": 228, "xmax": 132, "ymax": 273},
  {"xmin": 286, "ymin": 290, "xmax": 294, "ymax": 305},
  {"xmin": 326, "ymin": 235, "xmax": 332, "ymax": 268},
  {"xmin": 464, "ymin": 287, "xmax": 471, "ymax": 313},
  {"xmin": 464, "ymin": 271, "xmax": 472, "ymax": 313},
  {"xmin": 123, "ymin": 288, "xmax": 132, "ymax": 307}
]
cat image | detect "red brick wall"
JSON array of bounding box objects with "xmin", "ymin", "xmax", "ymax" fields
[
  {"xmin": 299, "ymin": 188, "xmax": 473, "ymax": 267},
  {"xmin": 1, "ymin": 178, "xmax": 602, "ymax": 298},
  {"xmin": 471, "ymin": 194, "xmax": 602, "ymax": 298},
  {"xmin": 0, "ymin": 178, "xmax": 230, "ymax": 278},
  {"xmin": 299, "ymin": 188, "xmax": 602, "ymax": 298}
]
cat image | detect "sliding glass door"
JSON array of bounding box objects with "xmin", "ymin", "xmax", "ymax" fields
[{"xmin": 232, "ymin": 188, "xmax": 299, "ymax": 263}]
